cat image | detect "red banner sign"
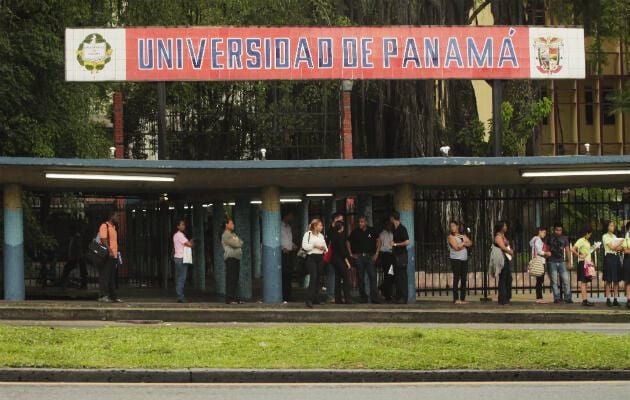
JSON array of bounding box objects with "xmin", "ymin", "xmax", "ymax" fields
[{"xmin": 66, "ymin": 26, "xmax": 585, "ymax": 81}]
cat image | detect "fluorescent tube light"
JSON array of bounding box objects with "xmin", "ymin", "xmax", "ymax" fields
[
  {"xmin": 250, "ymin": 200, "xmax": 263, "ymax": 205},
  {"xmin": 521, "ymin": 170, "xmax": 630, "ymax": 178},
  {"xmin": 45, "ymin": 173, "xmax": 175, "ymax": 182},
  {"xmin": 305, "ymin": 193, "xmax": 333, "ymax": 197},
  {"xmin": 280, "ymin": 198, "xmax": 302, "ymax": 203}
]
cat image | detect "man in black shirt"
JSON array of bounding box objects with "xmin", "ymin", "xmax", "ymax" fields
[
  {"xmin": 390, "ymin": 211, "xmax": 410, "ymax": 304},
  {"xmin": 347, "ymin": 216, "xmax": 381, "ymax": 303}
]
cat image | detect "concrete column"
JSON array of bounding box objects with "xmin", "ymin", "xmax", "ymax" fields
[
  {"xmin": 235, "ymin": 199, "xmax": 252, "ymax": 300},
  {"xmin": 192, "ymin": 202, "xmax": 206, "ymax": 290},
  {"xmin": 394, "ymin": 184, "xmax": 416, "ymax": 304},
  {"xmin": 261, "ymin": 186, "xmax": 282, "ymax": 303},
  {"xmin": 357, "ymin": 194, "xmax": 373, "ymax": 226},
  {"xmin": 4, "ymin": 184, "xmax": 24, "ymax": 301},
  {"xmin": 212, "ymin": 203, "xmax": 226, "ymax": 295},
  {"xmin": 251, "ymin": 205, "xmax": 262, "ymax": 279}
]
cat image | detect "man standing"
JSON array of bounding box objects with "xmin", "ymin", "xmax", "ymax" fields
[
  {"xmin": 281, "ymin": 211, "xmax": 297, "ymax": 302},
  {"xmin": 348, "ymin": 215, "xmax": 381, "ymax": 303},
  {"xmin": 548, "ymin": 223, "xmax": 573, "ymax": 304},
  {"xmin": 173, "ymin": 219, "xmax": 193, "ymax": 303},
  {"xmin": 325, "ymin": 212, "xmax": 344, "ymax": 302},
  {"xmin": 97, "ymin": 211, "xmax": 122, "ymax": 303},
  {"xmin": 390, "ymin": 211, "xmax": 411, "ymax": 304}
]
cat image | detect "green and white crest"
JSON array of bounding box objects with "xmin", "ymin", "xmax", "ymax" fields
[{"xmin": 76, "ymin": 33, "xmax": 112, "ymax": 73}]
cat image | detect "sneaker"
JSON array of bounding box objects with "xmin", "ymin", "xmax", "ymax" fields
[
  {"xmin": 112, "ymin": 298, "xmax": 124, "ymax": 303},
  {"xmin": 97, "ymin": 296, "xmax": 111, "ymax": 303},
  {"xmin": 553, "ymin": 299, "xmax": 562, "ymax": 304},
  {"xmin": 582, "ymin": 300, "xmax": 595, "ymax": 307},
  {"xmin": 613, "ymin": 298, "xmax": 620, "ymax": 307},
  {"xmin": 564, "ymin": 299, "xmax": 574, "ymax": 304},
  {"xmin": 606, "ymin": 298, "xmax": 612, "ymax": 307},
  {"xmin": 177, "ymin": 298, "xmax": 187, "ymax": 304}
]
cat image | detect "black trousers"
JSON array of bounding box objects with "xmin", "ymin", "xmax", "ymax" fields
[
  {"xmin": 498, "ymin": 258, "xmax": 512, "ymax": 305},
  {"xmin": 306, "ymin": 254, "xmax": 323, "ymax": 303},
  {"xmin": 331, "ymin": 257, "xmax": 352, "ymax": 303},
  {"xmin": 379, "ymin": 252, "xmax": 396, "ymax": 300},
  {"xmin": 98, "ymin": 257, "xmax": 117, "ymax": 299},
  {"xmin": 225, "ymin": 257, "xmax": 241, "ymax": 302},
  {"xmin": 394, "ymin": 252, "xmax": 408, "ymax": 303},
  {"xmin": 450, "ymin": 259, "xmax": 468, "ymax": 302},
  {"xmin": 61, "ymin": 257, "xmax": 88, "ymax": 287},
  {"xmin": 281, "ymin": 250, "xmax": 295, "ymax": 301},
  {"xmin": 535, "ymin": 274, "xmax": 545, "ymax": 299}
]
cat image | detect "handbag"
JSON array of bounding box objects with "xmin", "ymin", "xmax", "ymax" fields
[
  {"xmin": 528, "ymin": 240, "xmax": 545, "ymax": 277},
  {"xmin": 323, "ymin": 244, "xmax": 333, "ymax": 264},
  {"xmin": 297, "ymin": 232, "xmax": 310, "ymax": 259},
  {"xmin": 583, "ymin": 259, "xmax": 596, "ymax": 278},
  {"xmin": 183, "ymin": 246, "xmax": 193, "ymax": 264},
  {"xmin": 88, "ymin": 223, "xmax": 110, "ymax": 261}
]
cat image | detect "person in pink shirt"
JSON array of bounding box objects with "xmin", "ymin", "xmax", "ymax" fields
[{"xmin": 173, "ymin": 219, "xmax": 193, "ymax": 303}]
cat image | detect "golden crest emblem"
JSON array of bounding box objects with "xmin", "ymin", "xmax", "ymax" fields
[
  {"xmin": 534, "ymin": 37, "xmax": 563, "ymax": 74},
  {"xmin": 76, "ymin": 33, "xmax": 112, "ymax": 74}
]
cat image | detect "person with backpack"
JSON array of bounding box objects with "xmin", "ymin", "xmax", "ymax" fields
[
  {"xmin": 547, "ymin": 223, "xmax": 573, "ymax": 304},
  {"xmin": 529, "ymin": 227, "xmax": 551, "ymax": 304},
  {"xmin": 96, "ymin": 211, "xmax": 122, "ymax": 303}
]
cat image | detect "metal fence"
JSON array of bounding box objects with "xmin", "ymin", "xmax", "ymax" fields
[{"xmin": 415, "ymin": 187, "xmax": 630, "ymax": 299}]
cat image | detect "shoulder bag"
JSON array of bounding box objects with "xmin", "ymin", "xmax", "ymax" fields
[{"xmin": 528, "ymin": 239, "xmax": 545, "ymax": 277}]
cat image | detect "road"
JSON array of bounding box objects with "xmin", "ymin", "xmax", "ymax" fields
[{"xmin": 1, "ymin": 382, "xmax": 628, "ymax": 400}]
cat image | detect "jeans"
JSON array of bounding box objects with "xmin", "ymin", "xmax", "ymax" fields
[
  {"xmin": 281, "ymin": 250, "xmax": 295, "ymax": 301},
  {"xmin": 225, "ymin": 257, "xmax": 241, "ymax": 302},
  {"xmin": 98, "ymin": 257, "xmax": 117, "ymax": 299},
  {"xmin": 174, "ymin": 257, "xmax": 188, "ymax": 301},
  {"xmin": 356, "ymin": 255, "xmax": 378, "ymax": 301},
  {"xmin": 548, "ymin": 261, "xmax": 572, "ymax": 301},
  {"xmin": 450, "ymin": 259, "xmax": 468, "ymax": 302},
  {"xmin": 306, "ymin": 254, "xmax": 323, "ymax": 303}
]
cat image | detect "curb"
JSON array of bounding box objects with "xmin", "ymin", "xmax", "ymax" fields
[
  {"xmin": 0, "ymin": 307, "xmax": 629, "ymax": 324},
  {"xmin": 1, "ymin": 368, "xmax": 629, "ymax": 383}
]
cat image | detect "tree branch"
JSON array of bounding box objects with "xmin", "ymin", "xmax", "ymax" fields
[{"xmin": 466, "ymin": 0, "xmax": 492, "ymax": 25}]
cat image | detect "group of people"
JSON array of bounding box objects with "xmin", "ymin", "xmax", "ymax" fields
[
  {"xmin": 299, "ymin": 211, "xmax": 411, "ymax": 308},
  {"xmin": 488, "ymin": 220, "xmax": 630, "ymax": 308}
]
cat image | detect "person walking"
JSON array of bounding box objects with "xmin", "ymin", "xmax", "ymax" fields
[
  {"xmin": 302, "ymin": 218, "xmax": 327, "ymax": 308},
  {"xmin": 447, "ymin": 221, "xmax": 472, "ymax": 304},
  {"xmin": 389, "ymin": 211, "xmax": 411, "ymax": 304},
  {"xmin": 281, "ymin": 211, "xmax": 297, "ymax": 303},
  {"xmin": 348, "ymin": 215, "xmax": 381, "ymax": 304},
  {"xmin": 59, "ymin": 223, "xmax": 88, "ymax": 289},
  {"xmin": 222, "ymin": 218, "xmax": 244, "ymax": 305},
  {"xmin": 173, "ymin": 219, "xmax": 193, "ymax": 303},
  {"xmin": 622, "ymin": 222, "xmax": 630, "ymax": 309},
  {"xmin": 330, "ymin": 221, "xmax": 353, "ymax": 304},
  {"xmin": 493, "ymin": 221, "xmax": 513, "ymax": 306},
  {"xmin": 377, "ymin": 221, "xmax": 396, "ymax": 301},
  {"xmin": 97, "ymin": 211, "xmax": 122, "ymax": 303},
  {"xmin": 571, "ymin": 227, "xmax": 600, "ymax": 307},
  {"xmin": 602, "ymin": 220, "xmax": 623, "ymax": 307},
  {"xmin": 547, "ymin": 223, "xmax": 573, "ymax": 304},
  {"xmin": 529, "ymin": 227, "xmax": 551, "ymax": 304}
]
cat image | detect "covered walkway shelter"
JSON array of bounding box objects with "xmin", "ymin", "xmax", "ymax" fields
[{"xmin": 2, "ymin": 155, "xmax": 630, "ymax": 302}]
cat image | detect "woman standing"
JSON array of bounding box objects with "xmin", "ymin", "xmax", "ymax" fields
[
  {"xmin": 222, "ymin": 218, "xmax": 244, "ymax": 305},
  {"xmin": 302, "ymin": 219, "xmax": 327, "ymax": 308},
  {"xmin": 622, "ymin": 222, "xmax": 630, "ymax": 309},
  {"xmin": 571, "ymin": 227, "xmax": 600, "ymax": 307},
  {"xmin": 602, "ymin": 220, "xmax": 623, "ymax": 307},
  {"xmin": 330, "ymin": 221, "xmax": 353, "ymax": 304},
  {"xmin": 529, "ymin": 227, "xmax": 551, "ymax": 304},
  {"xmin": 493, "ymin": 221, "xmax": 513, "ymax": 306},
  {"xmin": 447, "ymin": 221, "xmax": 472, "ymax": 305},
  {"xmin": 173, "ymin": 219, "xmax": 193, "ymax": 303}
]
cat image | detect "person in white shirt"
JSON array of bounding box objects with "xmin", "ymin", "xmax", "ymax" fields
[
  {"xmin": 281, "ymin": 211, "xmax": 297, "ymax": 302},
  {"xmin": 301, "ymin": 218, "xmax": 327, "ymax": 308},
  {"xmin": 173, "ymin": 220, "xmax": 193, "ymax": 303}
]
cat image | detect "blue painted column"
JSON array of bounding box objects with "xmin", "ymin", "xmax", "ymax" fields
[
  {"xmin": 235, "ymin": 198, "xmax": 252, "ymax": 300},
  {"xmin": 251, "ymin": 205, "xmax": 262, "ymax": 279},
  {"xmin": 212, "ymin": 203, "xmax": 226, "ymax": 296},
  {"xmin": 4, "ymin": 184, "xmax": 24, "ymax": 301},
  {"xmin": 192, "ymin": 202, "xmax": 206, "ymax": 290},
  {"xmin": 261, "ymin": 186, "xmax": 282, "ymax": 303},
  {"xmin": 395, "ymin": 184, "xmax": 416, "ymax": 304}
]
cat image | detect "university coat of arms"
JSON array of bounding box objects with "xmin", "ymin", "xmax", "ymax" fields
[
  {"xmin": 534, "ymin": 36, "xmax": 564, "ymax": 74},
  {"xmin": 76, "ymin": 33, "xmax": 112, "ymax": 73}
]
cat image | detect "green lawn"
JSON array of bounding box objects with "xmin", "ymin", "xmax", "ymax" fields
[{"xmin": 0, "ymin": 325, "xmax": 628, "ymax": 370}]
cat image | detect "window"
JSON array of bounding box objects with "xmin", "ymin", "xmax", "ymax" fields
[{"xmin": 584, "ymin": 88, "xmax": 593, "ymax": 125}]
